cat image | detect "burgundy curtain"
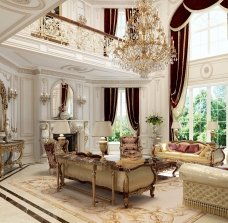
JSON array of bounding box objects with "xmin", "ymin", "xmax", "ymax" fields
[
  {"xmin": 169, "ymin": 0, "xmax": 228, "ymax": 140},
  {"xmin": 126, "ymin": 88, "xmax": 140, "ymax": 136},
  {"xmin": 104, "ymin": 8, "xmax": 118, "ymax": 35},
  {"xmin": 125, "ymin": 8, "xmax": 134, "ymax": 22},
  {"xmin": 104, "ymin": 88, "xmax": 118, "ymax": 125},
  {"xmin": 61, "ymin": 83, "xmax": 68, "ymax": 111}
]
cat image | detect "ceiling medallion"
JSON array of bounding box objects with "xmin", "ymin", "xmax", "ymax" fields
[{"xmin": 113, "ymin": 0, "xmax": 177, "ymax": 78}]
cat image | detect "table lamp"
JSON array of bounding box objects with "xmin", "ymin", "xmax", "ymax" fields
[
  {"xmin": 92, "ymin": 121, "xmax": 113, "ymax": 160},
  {"xmin": 207, "ymin": 121, "xmax": 218, "ymax": 143},
  {"xmin": 171, "ymin": 121, "xmax": 181, "ymax": 141}
]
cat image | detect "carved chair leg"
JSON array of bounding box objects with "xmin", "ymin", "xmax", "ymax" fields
[
  {"xmin": 123, "ymin": 193, "xmax": 129, "ymax": 208},
  {"xmin": 150, "ymin": 185, "xmax": 155, "ymax": 197}
]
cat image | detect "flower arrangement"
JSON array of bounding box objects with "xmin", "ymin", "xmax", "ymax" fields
[{"xmin": 145, "ymin": 114, "xmax": 163, "ymax": 126}]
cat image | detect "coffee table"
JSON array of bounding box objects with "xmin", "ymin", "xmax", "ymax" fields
[{"xmin": 152, "ymin": 158, "xmax": 179, "ymax": 177}]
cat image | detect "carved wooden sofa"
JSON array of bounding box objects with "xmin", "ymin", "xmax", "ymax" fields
[
  {"xmin": 56, "ymin": 152, "xmax": 156, "ymax": 207},
  {"xmin": 153, "ymin": 140, "xmax": 225, "ymax": 166}
]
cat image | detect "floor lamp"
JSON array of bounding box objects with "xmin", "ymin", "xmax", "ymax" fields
[
  {"xmin": 92, "ymin": 121, "xmax": 113, "ymax": 160},
  {"xmin": 171, "ymin": 121, "xmax": 181, "ymax": 141},
  {"xmin": 207, "ymin": 121, "xmax": 218, "ymax": 143}
]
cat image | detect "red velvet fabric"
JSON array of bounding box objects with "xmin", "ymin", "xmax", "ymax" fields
[
  {"xmin": 104, "ymin": 8, "xmax": 118, "ymax": 35},
  {"xmin": 170, "ymin": 25, "xmax": 189, "ymax": 108},
  {"xmin": 61, "ymin": 83, "xmax": 68, "ymax": 111},
  {"xmin": 221, "ymin": 0, "xmax": 228, "ymax": 7},
  {"xmin": 176, "ymin": 144, "xmax": 189, "ymax": 152},
  {"xmin": 168, "ymin": 143, "xmax": 178, "ymax": 151},
  {"xmin": 126, "ymin": 88, "xmax": 140, "ymax": 135},
  {"xmin": 184, "ymin": 0, "xmax": 220, "ymax": 10},
  {"xmin": 104, "ymin": 88, "xmax": 118, "ymax": 125},
  {"xmin": 170, "ymin": 3, "xmax": 191, "ymax": 29},
  {"xmin": 186, "ymin": 144, "xmax": 200, "ymax": 153}
]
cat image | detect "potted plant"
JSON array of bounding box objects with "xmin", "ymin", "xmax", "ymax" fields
[{"xmin": 145, "ymin": 114, "xmax": 163, "ymax": 137}]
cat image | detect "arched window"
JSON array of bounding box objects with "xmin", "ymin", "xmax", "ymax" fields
[{"xmin": 190, "ymin": 6, "xmax": 228, "ymax": 60}]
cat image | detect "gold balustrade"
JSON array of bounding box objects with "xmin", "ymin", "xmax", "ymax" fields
[{"xmin": 27, "ymin": 12, "xmax": 119, "ymax": 57}]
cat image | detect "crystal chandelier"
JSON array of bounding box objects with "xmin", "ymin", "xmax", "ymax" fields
[{"xmin": 113, "ymin": 0, "xmax": 177, "ymax": 78}]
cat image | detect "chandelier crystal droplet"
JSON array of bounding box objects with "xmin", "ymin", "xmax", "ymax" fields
[{"xmin": 113, "ymin": 0, "xmax": 177, "ymax": 78}]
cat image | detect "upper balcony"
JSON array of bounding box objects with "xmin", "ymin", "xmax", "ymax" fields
[{"xmin": 1, "ymin": 12, "xmax": 147, "ymax": 82}]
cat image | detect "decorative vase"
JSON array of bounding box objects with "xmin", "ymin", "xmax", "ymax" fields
[
  {"xmin": 152, "ymin": 125, "xmax": 158, "ymax": 138},
  {"xmin": 60, "ymin": 110, "xmax": 70, "ymax": 120}
]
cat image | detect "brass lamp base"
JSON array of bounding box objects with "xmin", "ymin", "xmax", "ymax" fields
[{"xmin": 99, "ymin": 140, "xmax": 108, "ymax": 160}]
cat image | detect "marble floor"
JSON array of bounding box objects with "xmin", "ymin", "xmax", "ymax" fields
[{"xmin": 0, "ymin": 163, "xmax": 227, "ymax": 223}]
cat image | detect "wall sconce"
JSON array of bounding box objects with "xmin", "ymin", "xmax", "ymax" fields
[
  {"xmin": 8, "ymin": 88, "xmax": 18, "ymax": 101},
  {"xmin": 77, "ymin": 96, "xmax": 86, "ymax": 105},
  {"xmin": 40, "ymin": 92, "xmax": 50, "ymax": 105},
  {"xmin": 40, "ymin": 78, "xmax": 50, "ymax": 105}
]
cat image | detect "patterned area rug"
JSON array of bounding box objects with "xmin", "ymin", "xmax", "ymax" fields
[{"xmin": 2, "ymin": 165, "xmax": 204, "ymax": 223}]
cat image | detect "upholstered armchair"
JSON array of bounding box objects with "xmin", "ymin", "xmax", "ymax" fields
[
  {"xmin": 120, "ymin": 136, "xmax": 142, "ymax": 159},
  {"xmin": 43, "ymin": 138, "xmax": 69, "ymax": 173}
]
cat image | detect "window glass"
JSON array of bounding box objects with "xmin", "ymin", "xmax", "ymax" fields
[
  {"xmin": 211, "ymin": 86, "xmax": 226, "ymax": 146},
  {"xmin": 109, "ymin": 89, "xmax": 134, "ymax": 142},
  {"xmin": 192, "ymin": 87, "xmax": 207, "ymax": 142},
  {"xmin": 116, "ymin": 9, "xmax": 126, "ymax": 38},
  {"xmin": 179, "ymin": 90, "xmax": 189, "ymax": 140},
  {"xmin": 190, "ymin": 6, "xmax": 228, "ymax": 60}
]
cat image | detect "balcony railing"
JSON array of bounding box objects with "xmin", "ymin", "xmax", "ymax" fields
[{"xmin": 20, "ymin": 12, "xmax": 118, "ymax": 57}]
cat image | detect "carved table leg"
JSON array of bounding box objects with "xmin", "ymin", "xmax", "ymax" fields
[
  {"xmin": 111, "ymin": 170, "xmax": 116, "ymax": 205},
  {"xmin": 92, "ymin": 164, "xmax": 97, "ymax": 206},
  {"xmin": 123, "ymin": 172, "xmax": 129, "ymax": 208},
  {"xmin": 172, "ymin": 162, "xmax": 181, "ymax": 177}
]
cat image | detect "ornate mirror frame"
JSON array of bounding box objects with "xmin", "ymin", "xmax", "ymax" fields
[
  {"xmin": 51, "ymin": 80, "xmax": 74, "ymax": 119},
  {"xmin": 0, "ymin": 80, "xmax": 8, "ymax": 132}
]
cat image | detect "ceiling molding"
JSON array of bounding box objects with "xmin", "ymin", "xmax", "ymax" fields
[
  {"xmin": 1, "ymin": 0, "xmax": 45, "ymax": 11},
  {"xmin": 0, "ymin": 55, "xmax": 18, "ymax": 71}
]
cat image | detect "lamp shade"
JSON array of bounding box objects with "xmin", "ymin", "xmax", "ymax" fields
[
  {"xmin": 52, "ymin": 121, "xmax": 71, "ymax": 134},
  {"xmin": 92, "ymin": 121, "xmax": 112, "ymax": 137},
  {"xmin": 207, "ymin": 121, "xmax": 218, "ymax": 130},
  {"xmin": 171, "ymin": 121, "xmax": 181, "ymax": 129}
]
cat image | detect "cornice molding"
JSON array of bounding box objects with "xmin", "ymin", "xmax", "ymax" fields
[
  {"xmin": 0, "ymin": 55, "xmax": 18, "ymax": 71},
  {"xmin": 37, "ymin": 68, "xmax": 85, "ymax": 80},
  {"xmin": 17, "ymin": 68, "xmax": 36, "ymax": 75},
  {"xmin": 88, "ymin": 79, "xmax": 151, "ymax": 86}
]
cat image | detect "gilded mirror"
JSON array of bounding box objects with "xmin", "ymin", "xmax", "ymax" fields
[
  {"xmin": 51, "ymin": 82, "xmax": 74, "ymax": 119},
  {"xmin": 0, "ymin": 80, "xmax": 8, "ymax": 132}
]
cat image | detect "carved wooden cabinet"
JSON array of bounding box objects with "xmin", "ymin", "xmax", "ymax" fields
[{"xmin": 0, "ymin": 140, "xmax": 24, "ymax": 177}]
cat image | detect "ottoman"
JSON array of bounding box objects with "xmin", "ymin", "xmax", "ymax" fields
[{"xmin": 179, "ymin": 163, "xmax": 228, "ymax": 218}]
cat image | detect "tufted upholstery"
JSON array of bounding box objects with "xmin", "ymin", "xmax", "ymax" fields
[
  {"xmin": 120, "ymin": 136, "xmax": 142, "ymax": 159},
  {"xmin": 43, "ymin": 139, "xmax": 69, "ymax": 172},
  {"xmin": 180, "ymin": 163, "xmax": 228, "ymax": 218},
  {"xmin": 153, "ymin": 140, "xmax": 225, "ymax": 166}
]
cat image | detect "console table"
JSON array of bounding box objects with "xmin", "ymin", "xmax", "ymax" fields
[
  {"xmin": 56, "ymin": 153, "xmax": 156, "ymax": 207},
  {"xmin": 0, "ymin": 140, "xmax": 24, "ymax": 177}
]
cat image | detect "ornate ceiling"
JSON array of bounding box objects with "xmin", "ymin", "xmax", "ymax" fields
[{"xmin": 0, "ymin": 0, "xmax": 66, "ymax": 43}]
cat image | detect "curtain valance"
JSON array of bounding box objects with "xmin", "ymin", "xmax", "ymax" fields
[{"xmin": 170, "ymin": 0, "xmax": 228, "ymax": 30}]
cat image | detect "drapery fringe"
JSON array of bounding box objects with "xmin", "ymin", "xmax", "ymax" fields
[{"xmin": 184, "ymin": 199, "xmax": 228, "ymax": 218}]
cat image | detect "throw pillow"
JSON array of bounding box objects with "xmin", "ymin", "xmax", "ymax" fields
[
  {"xmin": 168, "ymin": 143, "xmax": 177, "ymax": 151},
  {"xmin": 176, "ymin": 144, "xmax": 189, "ymax": 152},
  {"xmin": 186, "ymin": 144, "xmax": 200, "ymax": 153}
]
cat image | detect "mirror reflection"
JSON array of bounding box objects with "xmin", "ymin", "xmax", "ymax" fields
[
  {"xmin": 52, "ymin": 82, "xmax": 73, "ymax": 119},
  {"xmin": 0, "ymin": 80, "xmax": 7, "ymax": 132}
]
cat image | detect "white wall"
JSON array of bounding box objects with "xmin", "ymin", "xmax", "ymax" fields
[{"xmin": 0, "ymin": 62, "xmax": 36, "ymax": 164}]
